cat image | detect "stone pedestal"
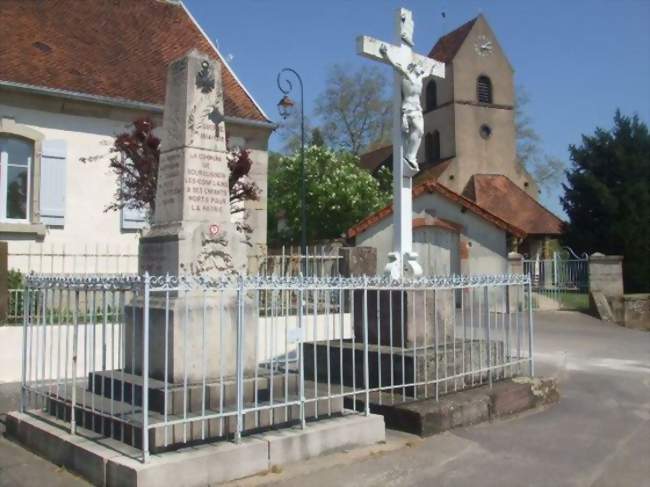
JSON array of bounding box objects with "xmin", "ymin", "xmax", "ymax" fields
[
  {"xmin": 352, "ymin": 289, "xmax": 453, "ymax": 348},
  {"xmin": 588, "ymin": 253, "xmax": 624, "ymax": 298},
  {"xmin": 124, "ymin": 292, "xmax": 258, "ymax": 382},
  {"xmin": 129, "ymin": 50, "xmax": 255, "ymax": 382}
]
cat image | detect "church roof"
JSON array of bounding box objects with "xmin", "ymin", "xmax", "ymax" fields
[
  {"xmin": 428, "ymin": 17, "xmax": 478, "ymax": 63},
  {"xmin": 359, "ymin": 145, "xmax": 453, "ymax": 180},
  {"xmin": 347, "ymin": 179, "xmax": 526, "ymax": 239},
  {"xmin": 467, "ymin": 175, "xmax": 565, "ymax": 236},
  {"xmin": 0, "ymin": 0, "xmax": 270, "ymax": 123}
]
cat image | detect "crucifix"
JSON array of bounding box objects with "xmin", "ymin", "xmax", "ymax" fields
[{"xmin": 357, "ymin": 8, "xmax": 445, "ymax": 279}]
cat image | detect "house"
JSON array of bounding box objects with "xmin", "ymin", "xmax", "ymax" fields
[
  {"xmin": 0, "ymin": 0, "xmax": 274, "ymax": 274},
  {"xmin": 348, "ymin": 179, "xmax": 526, "ymax": 276},
  {"xmin": 359, "ymin": 15, "xmax": 563, "ymax": 265}
]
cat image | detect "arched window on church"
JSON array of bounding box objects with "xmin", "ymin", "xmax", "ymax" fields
[
  {"xmin": 426, "ymin": 80, "xmax": 437, "ymax": 111},
  {"xmin": 425, "ymin": 130, "xmax": 440, "ymax": 162},
  {"xmin": 477, "ymin": 75, "xmax": 492, "ymax": 104}
]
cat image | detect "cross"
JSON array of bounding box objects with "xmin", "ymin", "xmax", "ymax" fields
[{"xmin": 357, "ymin": 8, "xmax": 445, "ymax": 279}]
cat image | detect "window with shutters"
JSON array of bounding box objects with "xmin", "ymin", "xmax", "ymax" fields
[
  {"xmin": 425, "ymin": 131, "xmax": 441, "ymax": 162},
  {"xmin": 0, "ymin": 136, "xmax": 33, "ymax": 222},
  {"xmin": 477, "ymin": 75, "xmax": 492, "ymax": 104},
  {"xmin": 426, "ymin": 80, "xmax": 437, "ymax": 111}
]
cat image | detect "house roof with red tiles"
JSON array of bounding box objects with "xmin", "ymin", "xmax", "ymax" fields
[
  {"xmin": 467, "ymin": 174, "xmax": 565, "ymax": 236},
  {"xmin": 428, "ymin": 16, "xmax": 478, "ymax": 63},
  {"xmin": 359, "ymin": 145, "xmax": 393, "ymax": 172},
  {"xmin": 0, "ymin": 0, "xmax": 270, "ymax": 123},
  {"xmin": 347, "ymin": 179, "xmax": 526, "ymax": 239}
]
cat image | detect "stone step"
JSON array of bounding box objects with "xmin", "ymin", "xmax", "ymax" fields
[
  {"xmin": 88, "ymin": 369, "xmax": 299, "ymax": 416},
  {"xmin": 36, "ymin": 380, "xmax": 343, "ymax": 453},
  {"xmin": 304, "ymin": 339, "xmax": 513, "ymax": 399}
]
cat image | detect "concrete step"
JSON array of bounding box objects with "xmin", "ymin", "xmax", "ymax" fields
[
  {"xmin": 88, "ymin": 369, "xmax": 300, "ymax": 415},
  {"xmin": 35, "ymin": 380, "xmax": 344, "ymax": 453},
  {"xmin": 303, "ymin": 339, "xmax": 512, "ymax": 399}
]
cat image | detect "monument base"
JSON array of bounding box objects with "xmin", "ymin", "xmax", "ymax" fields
[
  {"xmin": 7, "ymin": 410, "xmax": 384, "ymax": 486},
  {"xmin": 352, "ymin": 288, "xmax": 455, "ymax": 349},
  {"xmin": 36, "ymin": 368, "xmax": 344, "ymax": 453},
  {"xmin": 124, "ymin": 291, "xmax": 258, "ymax": 383},
  {"xmin": 304, "ymin": 338, "xmax": 509, "ymax": 399}
]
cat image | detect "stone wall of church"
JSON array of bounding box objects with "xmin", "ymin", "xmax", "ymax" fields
[{"xmin": 423, "ymin": 15, "xmax": 539, "ymax": 199}]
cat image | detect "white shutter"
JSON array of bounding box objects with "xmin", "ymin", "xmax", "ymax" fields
[
  {"xmin": 121, "ymin": 205, "xmax": 147, "ymax": 230},
  {"xmin": 40, "ymin": 140, "xmax": 67, "ymax": 226}
]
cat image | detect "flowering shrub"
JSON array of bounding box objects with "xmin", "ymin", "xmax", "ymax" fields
[{"xmin": 268, "ymin": 146, "xmax": 391, "ymax": 244}]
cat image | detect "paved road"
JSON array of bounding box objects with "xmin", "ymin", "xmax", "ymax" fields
[
  {"xmin": 1, "ymin": 311, "xmax": 648, "ymax": 486},
  {"xmin": 236, "ymin": 311, "xmax": 650, "ymax": 487}
]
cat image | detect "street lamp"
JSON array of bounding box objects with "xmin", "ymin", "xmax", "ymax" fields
[{"xmin": 276, "ymin": 68, "xmax": 307, "ymax": 265}]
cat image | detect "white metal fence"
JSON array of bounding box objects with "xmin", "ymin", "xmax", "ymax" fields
[
  {"xmin": 8, "ymin": 243, "xmax": 139, "ymax": 275},
  {"xmin": 20, "ymin": 273, "xmax": 533, "ymax": 463},
  {"xmin": 5, "ymin": 245, "xmax": 341, "ymax": 324},
  {"xmin": 258, "ymin": 245, "xmax": 342, "ymax": 278},
  {"xmin": 523, "ymin": 255, "xmax": 589, "ymax": 310}
]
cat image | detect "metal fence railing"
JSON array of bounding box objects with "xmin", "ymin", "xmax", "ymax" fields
[
  {"xmin": 20, "ymin": 273, "xmax": 533, "ymax": 463},
  {"xmin": 8, "ymin": 243, "xmax": 139, "ymax": 275},
  {"xmin": 523, "ymin": 257, "xmax": 589, "ymax": 310},
  {"xmin": 257, "ymin": 245, "xmax": 342, "ymax": 278}
]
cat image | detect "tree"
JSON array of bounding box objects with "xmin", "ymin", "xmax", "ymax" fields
[
  {"xmin": 514, "ymin": 86, "xmax": 565, "ymax": 192},
  {"xmin": 314, "ymin": 64, "xmax": 391, "ymax": 154},
  {"xmin": 267, "ymin": 146, "xmax": 391, "ymax": 244},
  {"xmin": 309, "ymin": 127, "xmax": 325, "ymax": 147},
  {"xmin": 82, "ymin": 117, "xmax": 260, "ymax": 217},
  {"xmin": 561, "ymin": 111, "xmax": 650, "ymax": 292}
]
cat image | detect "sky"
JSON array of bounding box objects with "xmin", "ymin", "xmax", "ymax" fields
[{"xmin": 183, "ymin": 0, "xmax": 650, "ymax": 216}]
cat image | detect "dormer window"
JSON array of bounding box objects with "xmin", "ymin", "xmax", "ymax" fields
[{"xmin": 477, "ymin": 75, "xmax": 492, "ymax": 104}]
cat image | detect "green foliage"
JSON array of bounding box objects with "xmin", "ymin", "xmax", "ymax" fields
[
  {"xmin": 561, "ymin": 111, "xmax": 650, "ymax": 292},
  {"xmin": 268, "ymin": 146, "xmax": 391, "ymax": 244},
  {"xmin": 375, "ymin": 165, "xmax": 393, "ymax": 194},
  {"xmin": 7, "ymin": 269, "xmax": 23, "ymax": 290}
]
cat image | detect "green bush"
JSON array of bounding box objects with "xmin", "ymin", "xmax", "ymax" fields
[{"xmin": 7, "ymin": 269, "xmax": 24, "ymax": 290}]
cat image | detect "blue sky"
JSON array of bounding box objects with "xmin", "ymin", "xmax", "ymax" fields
[{"xmin": 184, "ymin": 0, "xmax": 650, "ymax": 216}]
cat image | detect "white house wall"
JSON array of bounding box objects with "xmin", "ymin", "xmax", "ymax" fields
[
  {"xmin": 356, "ymin": 191, "xmax": 507, "ymax": 276},
  {"xmin": 0, "ymin": 101, "xmax": 141, "ymax": 273},
  {"xmin": 0, "ymin": 96, "xmax": 271, "ymax": 275}
]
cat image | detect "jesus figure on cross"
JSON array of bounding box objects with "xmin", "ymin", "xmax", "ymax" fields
[
  {"xmin": 379, "ymin": 42, "xmax": 427, "ymax": 173},
  {"xmin": 358, "ymin": 8, "xmax": 446, "ymax": 279}
]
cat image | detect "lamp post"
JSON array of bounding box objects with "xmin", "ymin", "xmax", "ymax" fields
[{"xmin": 276, "ymin": 68, "xmax": 307, "ymax": 265}]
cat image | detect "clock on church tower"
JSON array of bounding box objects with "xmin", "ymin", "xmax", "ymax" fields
[{"xmin": 474, "ymin": 34, "xmax": 493, "ymax": 56}]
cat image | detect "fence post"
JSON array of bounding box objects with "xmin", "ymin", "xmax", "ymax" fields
[
  {"xmin": 20, "ymin": 285, "xmax": 30, "ymax": 413},
  {"xmin": 299, "ymin": 284, "xmax": 306, "ymax": 429},
  {"xmin": 527, "ymin": 279, "xmax": 534, "ymax": 376},
  {"xmin": 71, "ymin": 289, "xmax": 79, "ymax": 435},
  {"xmin": 484, "ymin": 286, "xmax": 491, "ymax": 388},
  {"xmin": 235, "ymin": 276, "xmax": 244, "ymax": 443},
  {"xmin": 362, "ymin": 276, "xmax": 370, "ymax": 416},
  {"xmin": 142, "ymin": 273, "xmax": 151, "ymax": 463}
]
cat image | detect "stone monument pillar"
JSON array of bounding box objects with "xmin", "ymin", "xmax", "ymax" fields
[{"xmin": 130, "ymin": 50, "xmax": 255, "ymax": 383}]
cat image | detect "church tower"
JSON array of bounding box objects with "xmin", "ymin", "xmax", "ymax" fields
[{"xmin": 416, "ymin": 15, "xmax": 539, "ymax": 199}]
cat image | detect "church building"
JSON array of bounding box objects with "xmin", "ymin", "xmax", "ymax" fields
[
  {"xmin": 0, "ymin": 0, "xmax": 273, "ymax": 274},
  {"xmin": 354, "ymin": 15, "xmax": 563, "ymax": 273}
]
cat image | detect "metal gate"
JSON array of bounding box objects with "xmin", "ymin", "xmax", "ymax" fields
[{"xmin": 523, "ymin": 250, "xmax": 589, "ymax": 310}]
